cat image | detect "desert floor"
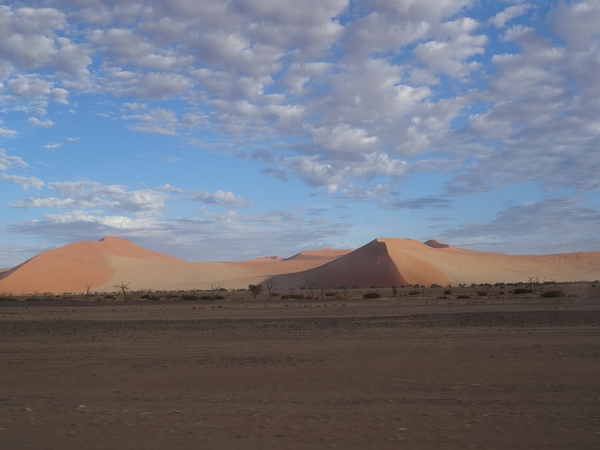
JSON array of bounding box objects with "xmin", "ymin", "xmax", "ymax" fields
[{"xmin": 1, "ymin": 292, "xmax": 599, "ymax": 449}]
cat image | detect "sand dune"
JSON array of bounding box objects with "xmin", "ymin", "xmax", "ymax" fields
[
  {"xmin": 0, "ymin": 237, "xmax": 183, "ymax": 295},
  {"xmin": 1, "ymin": 236, "xmax": 599, "ymax": 294},
  {"xmin": 0, "ymin": 237, "xmax": 348, "ymax": 294},
  {"xmin": 270, "ymin": 238, "xmax": 600, "ymax": 288}
]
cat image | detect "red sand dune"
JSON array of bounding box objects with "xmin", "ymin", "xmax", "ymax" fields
[
  {"xmin": 1, "ymin": 236, "xmax": 599, "ymax": 294},
  {"xmin": 270, "ymin": 238, "xmax": 600, "ymax": 288},
  {"xmin": 0, "ymin": 237, "xmax": 182, "ymax": 295}
]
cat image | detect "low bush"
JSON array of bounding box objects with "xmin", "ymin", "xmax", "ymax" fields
[
  {"xmin": 477, "ymin": 291, "xmax": 488, "ymax": 297},
  {"xmin": 408, "ymin": 290, "xmax": 420, "ymax": 296},
  {"xmin": 0, "ymin": 297, "xmax": 17, "ymax": 302},
  {"xmin": 444, "ymin": 289, "xmax": 452, "ymax": 295},
  {"xmin": 181, "ymin": 294, "xmax": 199, "ymax": 301},
  {"xmin": 514, "ymin": 288, "xmax": 533, "ymax": 294},
  {"xmin": 25, "ymin": 297, "xmax": 40, "ymax": 301},
  {"xmin": 200, "ymin": 294, "xmax": 225, "ymax": 300},
  {"xmin": 542, "ymin": 290, "xmax": 564, "ymax": 298},
  {"xmin": 280, "ymin": 294, "xmax": 304, "ymax": 300},
  {"xmin": 457, "ymin": 294, "xmax": 471, "ymax": 299},
  {"xmin": 363, "ymin": 292, "xmax": 381, "ymax": 299}
]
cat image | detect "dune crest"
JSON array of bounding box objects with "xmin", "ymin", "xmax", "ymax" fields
[{"xmin": 285, "ymin": 248, "xmax": 353, "ymax": 261}]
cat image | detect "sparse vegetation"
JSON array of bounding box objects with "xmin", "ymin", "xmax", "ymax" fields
[
  {"xmin": 457, "ymin": 295, "xmax": 471, "ymax": 299},
  {"xmin": 114, "ymin": 282, "xmax": 130, "ymax": 300},
  {"xmin": 514, "ymin": 288, "xmax": 533, "ymax": 294},
  {"xmin": 304, "ymin": 277, "xmax": 316, "ymax": 300},
  {"xmin": 363, "ymin": 292, "xmax": 381, "ymax": 299},
  {"xmin": 541, "ymin": 290, "xmax": 564, "ymax": 298},
  {"xmin": 409, "ymin": 290, "xmax": 420, "ymax": 296},
  {"xmin": 477, "ymin": 291, "xmax": 488, "ymax": 297},
  {"xmin": 200, "ymin": 294, "xmax": 225, "ymax": 300},
  {"xmin": 444, "ymin": 289, "xmax": 452, "ymax": 295},
  {"xmin": 280, "ymin": 294, "xmax": 304, "ymax": 300},
  {"xmin": 248, "ymin": 284, "xmax": 263, "ymax": 300},
  {"xmin": 263, "ymin": 278, "xmax": 277, "ymax": 299}
]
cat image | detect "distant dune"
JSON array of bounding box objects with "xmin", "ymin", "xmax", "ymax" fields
[{"xmin": 0, "ymin": 236, "xmax": 599, "ymax": 295}]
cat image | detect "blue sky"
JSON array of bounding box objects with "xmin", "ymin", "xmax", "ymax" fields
[{"xmin": 1, "ymin": 0, "xmax": 599, "ymax": 267}]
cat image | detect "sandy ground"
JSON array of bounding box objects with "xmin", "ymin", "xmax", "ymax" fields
[{"xmin": 1, "ymin": 295, "xmax": 599, "ymax": 449}]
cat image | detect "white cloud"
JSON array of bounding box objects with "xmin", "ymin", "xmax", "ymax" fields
[
  {"xmin": 553, "ymin": 0, "xmax": 600, "ymax": 50},
  {"xmin": 41, "ymin": 142, "xmax": 61, "ymax": 149},
  {"xmin": 190, "ymin": 190, "xmax": 252, "ymax": 208},
  {"xmin": 0, "ymin": 149, "xmax": 26, "ymax": 171},
  {"xmin": 489, "ymin": 4, "xmax": 531, "ymax": 28},
  {"xmin": 28, "ymin": 117, "xmax": 55, "ymax": 127},
  {"xmin": 0, "ymin": 127, "xmax": 17, "ymax": 137},
  {"xmin": 11, "ymin": 180, "xmax": 169, "ymax": 216},
  {"xmin": 0, "ymin": 173, "xmax": 44, "ymax": 190}
]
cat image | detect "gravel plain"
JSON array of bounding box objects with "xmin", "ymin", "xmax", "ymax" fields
[{"xmin": 1, "ymin": 296, "xmax": 599, "ymax": 449}]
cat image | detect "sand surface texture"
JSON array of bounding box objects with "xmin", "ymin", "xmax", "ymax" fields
[
  {"xmin": 1, "ymin": 237, "xmax": 599, "ymax": 294},
  {"xmin": 0, "ymin": 296, "xmax": 599, "ymax": 449}
]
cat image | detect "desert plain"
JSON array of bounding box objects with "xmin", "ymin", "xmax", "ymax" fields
[{"xmin": 1, "ymin": 237, "xmax": 600, "ymax": 449}]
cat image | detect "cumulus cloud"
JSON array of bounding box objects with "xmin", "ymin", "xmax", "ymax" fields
[
  {"xmin": 1, "ymin": 1, "xmax": 599, "ymax": 258},
  {"xmin": 41, "ymin": 142, "xmax": 61, "ymax": 149},
  {"xmin": 0, "ymin": 127, "xmax": 17, "ymax": 137},
  {"xmin": 0, "ymin": 173, "xmax": 44, "ymax": 190},
  {"xmin": 0, "ymin": 149, "xmax": 26, "ymax": 171},
  {"xmin": 28, "ymin": 117, "xmax": 55, "ymax": 127},
  {"xmin": 190, "ymin": 190, "xmax": 252, "ymax": 208},
  {"xmin": 11, "ymin": 180, "xmax": 169, "ymax": 216},
  {"xmin": 489, "ymin": 4, "xmax": 531, "ymax": 28}
]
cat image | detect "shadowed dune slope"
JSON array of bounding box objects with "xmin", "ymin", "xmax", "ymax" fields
[
  {"xmin": 270, "ymin": 239, "xmax": 451, "ymax": 289},
  {"xmin": 0, "ymin": 237, "xmax": 183, "ymax": 295}
]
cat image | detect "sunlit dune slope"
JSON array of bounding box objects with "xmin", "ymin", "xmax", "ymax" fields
[
  {"xmin": 0, "ymin": 237, "xmax": 183, "ymax": 295},
  {"xmin": 270, "ymin": 238, "xmax": 600, "ymax": 288}
]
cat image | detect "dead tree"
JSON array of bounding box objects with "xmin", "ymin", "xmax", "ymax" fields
[
  {"xmin": 114, "ymin": 282, "xmax": 130, "ymax": 300},
  {"xmin": 210, "ymin": 282, "xmax": 224, "ymax": 297},
  {"xmin": 304, "ymin": 277, "xmax": 316, "ymax": 300},
  {"xmin": 84, "ymin": 282, "xmax": 93, "ymax": 297},
  {"xmin": 263, "ymin": 278, "xmax": 276, "ymax": 299}
]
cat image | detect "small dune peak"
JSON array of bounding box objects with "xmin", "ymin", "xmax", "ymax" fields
[
  {"xmin": 424, "ymin": 239, "xmax": 450, "ymax": 249},
  {"xmin": 99, "ymin": 236, "xmax": 128, "ymax": 243}
]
